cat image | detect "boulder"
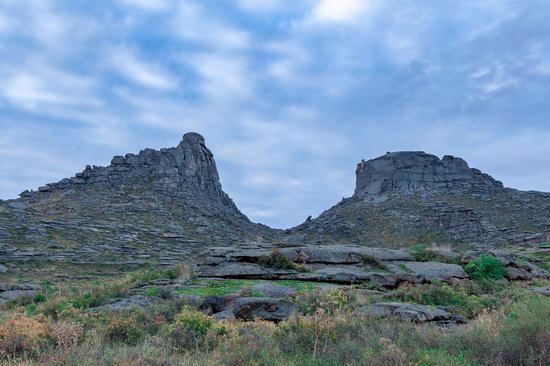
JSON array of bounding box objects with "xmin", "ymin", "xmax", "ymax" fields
[
  {"xmin": 392, "ymin": 261, "xmax": 468, "ymax": 282},
  {"xmin": 231, "ymin": 297, "xmax": 295, "ymax": 321},
  {"xmin": 281, "ymin": 246, "xmax": 413, "ymax": 263},
  {"xmin": 505, "ymin": 267, "xmax": 532, "ymax": 281},
  {"xmin": 251, "ymin": 283, "xmax": 296, "ymax": 298},
  {"xmin": 38, "ymin": 185, "xmax": 51, "ymax": 192},
  {"xmin": 0, "ymin": 264, "xmax": 7, "ymax": 273},
  {"xmin": 354, "ymin": 302, "xmax": 464, "ymax": 323}
]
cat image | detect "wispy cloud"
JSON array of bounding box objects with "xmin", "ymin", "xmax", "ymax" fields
[{"xmin": 110, "ymin": 48, "xmax": 178, "ymax": 90}]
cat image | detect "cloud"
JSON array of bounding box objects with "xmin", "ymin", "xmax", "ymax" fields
[
  {"xmin": 174, "ymin": 2, "xmax": 250, "ymax": 50},
  {"xmin": 118, "ymin": 0, "xmax": 171, "ymax": 11},
  {"xmin": 313, "ymin": 0, "xmax": 370, "ymax": 22},
  {"xmin": 1, "ymin": 0, "xmax": 550, "ymax": 229},
  {"xmin": 110, "ymin": 48, "xmax": 178, "ymax": 90}
]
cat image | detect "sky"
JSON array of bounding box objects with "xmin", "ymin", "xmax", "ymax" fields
[{"xmin": 1, "ymin": 0, "xmax": 550, "ymax": 229}]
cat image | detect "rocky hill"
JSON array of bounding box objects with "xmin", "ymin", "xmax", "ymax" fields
[
  {"xmin": 0, "ymin": 133, "xmax": 276, "ymax": 280},
  {"xmin": 2, "ymin": 139, "xmax": 550, "ymax": 281},
  {"xmin": 291, "ymin": 151, "xmax": 550, "ymax": 247}
]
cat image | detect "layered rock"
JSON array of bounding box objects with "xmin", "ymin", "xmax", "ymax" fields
[
  {"xmin": 292, "ymin": 152, "xmax": 550, "ymax": 247},
  {"xmin": 355, "ymin": 152, "xmax": 504, "ymax": 201},
  {"xmin": 196, "ymin": 244, "xmax": 469, "ymax": 287},
  {"xmin": 19, "ymin": 132, "xmax": 236, "ymax": 210},
  {"xmin": 0, "ymin": 133, "xmax": 277, "ymax": 281}
]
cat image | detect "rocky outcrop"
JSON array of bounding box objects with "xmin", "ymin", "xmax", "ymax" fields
[
  {"xmin": 19, "ymin": 133, "xmax": 236, "ymax": 209},
  {"xmin": 292, "ymin": 152, "xmax": 550, "ymax": 246},
  {"xmin": 202, "ymin": 295, "xmax": 296, "ymax": 321},
  {"xmin": 461, "ymin": 248, "xmax": 550, "ymax": 280},
  {"xmin": 355, "ymin": 152, "xmax": 504, "ymax": 200},
  {"xmin": 354, "ymin": 302, "xmax": 465, "ymax": 324},
  {"xmin": 0, "ymin": 283, "xmax": 41, "ymax": 305},
  {"xmin": 196, "ymin": 244, "xmax": 468, "ymax": 287},
  {"xmin": 0, "ymin": 133, "xmax": 277, "ymax": 281}
]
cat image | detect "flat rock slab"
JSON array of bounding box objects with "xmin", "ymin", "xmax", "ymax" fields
[
  {"xmin": 530, "ymin": 287, "xmax": 550, "ymax": 296},
  {"xmin": 200, "ymin": 245, "xmax": 413, "ymax": 265},
  {"xmin": 355, "ymin": 302, "xmax": 463, "ymax": 323},
  {"xmin": 251, "ymin": 283, "xmax": 296, "ymax": 298},
  {"xmin": 292, "ymin": 267, "xmax": 397, "ymax": 287},
  {"xmin": 279, "ymin": 246, "xmax": 413, "ymax": 264},
  {"xmin": 0, "ymin": 290, "xmax": 40, "ymax": 305},
  {"xmin": 392, "ymin": 261, "xmax": 468, "ymax": 282},
  {"xmin": 198, "ymin": 262, "xmax": 295, "ymax": 278},
  {"xmin": 89, "ymin": 295, "xmax": 156, "ymax": 312}
]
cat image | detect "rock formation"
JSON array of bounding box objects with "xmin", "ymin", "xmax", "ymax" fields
[
  {"xmin": 355, "ymin": 152, "xmax": 503, "ymax": 201},
  {"xmin": 0, "ymin": 133, "xmax": 277, "ymax": 281},
  {"xmin": 291, "ymin": 151, "xmax": 550, "ymax": 247}
]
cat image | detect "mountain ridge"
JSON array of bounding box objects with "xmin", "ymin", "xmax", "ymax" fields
[{"xmin": 1, "ymin": 132, "xmax": 550, "ymax": 282}]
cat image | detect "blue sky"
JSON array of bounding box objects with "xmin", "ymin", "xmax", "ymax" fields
[{"xmin": 1, "ymin": 0, "xmax": 550, "ymax": 228}]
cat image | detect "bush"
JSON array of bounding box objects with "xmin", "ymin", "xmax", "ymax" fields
[
  {"xmin": 295, "ymin": 288, "xmax": 349, "ymax": 316},
  {"xmin": 408, "ymin": 244, "xmax": 438, "ymax": 262},
  {"xmin": 465, "ymin": 255, "xmax": 506, "ymax": 280},
  {"xmin": 0, "ymin": 315, "xmax": 51, "ymax": 360},
  {"xmin": 258, "ymin": 249, "xmax": 305, "ymax": 271},
  {"xmin": 104, "ymin": 315, "xmax": 144, "ymax": 345}
]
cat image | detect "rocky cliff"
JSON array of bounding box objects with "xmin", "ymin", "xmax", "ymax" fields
[
  {"xmin": 0, "ymin": 133, "xmax": 277, "ymax": 281},
  {"xmin": 291, "ymin": 152, "xmax": 550, "ymax": 247},
  {"xmin": 355, "ymin": 152, "xmax": 504, "ymax": 201}
]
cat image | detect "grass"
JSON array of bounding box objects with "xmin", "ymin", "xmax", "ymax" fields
[
  {"xmin": 176, "ymin": 279, "xmax": 321, "ymax": 297},
  {"xmin": 2, "ymin": 265, "xmax": 550, "ymax": 365}
]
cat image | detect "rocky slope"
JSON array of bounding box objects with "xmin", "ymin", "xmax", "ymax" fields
[
  {"xmin": 0, "ymin": 133, "xmax": 276, "ymax": 280},
  {"xmin": 291, "ymin": 151, "xmax": 550, "ymax": 247}
]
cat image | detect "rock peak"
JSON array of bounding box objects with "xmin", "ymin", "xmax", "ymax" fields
[
  {"xmin": 354, "ymin": 151, "xmax": 504, "ymax": 200},
  {"xmin": 180, "ymin": 132, "xmax": 205, "ymax": 147},
  {"xmin": 22, "ymin": 132, "xmax": 237, "ymax": 211}
]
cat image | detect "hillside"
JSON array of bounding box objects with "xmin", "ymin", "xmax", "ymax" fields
[
  {"xmin": 0, "ymin": 133, "xmax": 276, "ymax": 281},
  {"xmin": 291, "ymin": 151, "xmax": 550, "ymax": 248}
]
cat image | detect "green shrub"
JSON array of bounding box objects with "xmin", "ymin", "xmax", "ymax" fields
[
  {"xmin": 408, "ymin": 244, "xmax": 438, "ymax": 262},
  {"xmin": 400, "ymin": 282, "xmax": 500, "ymax": 318},
  {"xmin": 465, "ymin": 255, "xmax": 506, "ymax": 280},
  {"xmin": 33, "ymin": 293, "xmax": 46, "ymax": 303},
  {"xmin": 104, "ymin": 315, "xmax": 144, "ymax": 345},
  {"xmin": 295, "ymin": 289, "xmax": 349, "ymax": 315},
  {"xmin": 26, "ymin": 303, "xmax": 38, "ymax": 317},
  {"xmin": 258, "ymin": 249, "xmax": 305, "ymax": 271}
]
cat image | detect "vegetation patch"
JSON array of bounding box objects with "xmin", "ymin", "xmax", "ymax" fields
[
  {"xmin": 465, "ymin": 254, "xmax": 506, "ymax": 280},
  {"xmin": 258, "ymin": 249, "xmax": 306, "ymax": 271}
]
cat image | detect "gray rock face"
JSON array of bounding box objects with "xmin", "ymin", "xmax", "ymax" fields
[
  {"xmin": 355, "ymin": 152, "xmax": 504, "ymax": 199},
  {"xmin": 393, "ymin": 261, "xmax": 469, "ymax": 283},
  {"xmin": 0, "ymin": 133, "xmax": 277, "ymax": 278},
  {"xmin": 505, "ymin": 267, "xmax": 532, "ymax": 281},
  {"xmin": 27, "ymin": 133, "xmax": 235, "ymax": 209},
  {"xmin": 530, "ymin": 287, "xmax": 550, "ymax": 296},
  {"xmin": 355, "ymin": 302, "xmax": 465, "ymax": 324},
  {"xmin": 0, "ymin": 283, "xmax": 41, "ymax": 305},
  {"xmin": 251, "ymin": 283, "xmax": 296, "ymax": 298},
  {"xmin": 231, "ymin": 297, "xmax": 296, "ymax": 321},
  {"xmin": 89, "ymin": 295, "xmax": 156, "ymax": 312},
  {"xmin": 293, "ymin": 152, "xmax": 550, "ymax": 246}
]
